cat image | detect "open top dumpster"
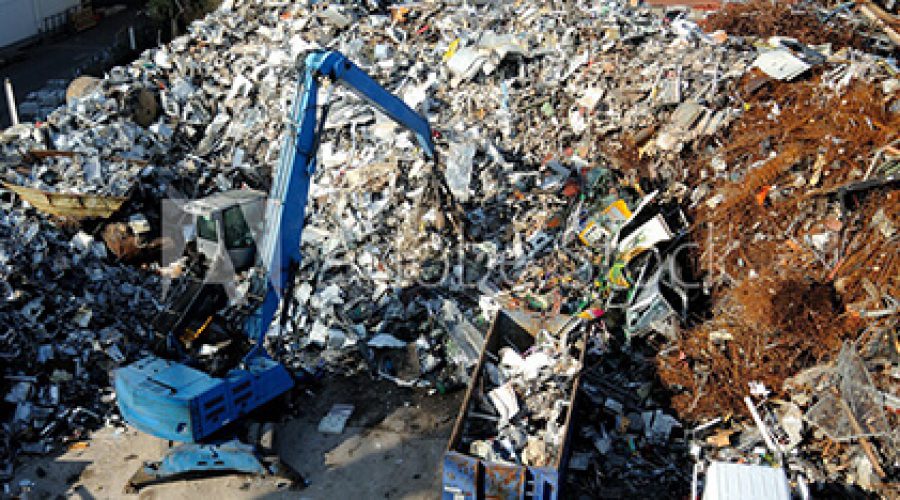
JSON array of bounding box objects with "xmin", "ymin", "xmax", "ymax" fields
[
  {"xmin": 443, "ymin": 310, "xmax": 586, "ymax": 500},
  {"xmin": 1, "ymin": 181, "xmax": 129, "ymax": 219}
]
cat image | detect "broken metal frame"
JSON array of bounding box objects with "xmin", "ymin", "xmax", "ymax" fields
[{"xmin": 124, "ymin": 438, "xmax": 306, "ymax": 493}]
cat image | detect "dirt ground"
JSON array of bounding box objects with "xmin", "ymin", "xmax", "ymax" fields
[{"xmin": 12, "ymin": 376, "xmax": 464, "ymax": 499}]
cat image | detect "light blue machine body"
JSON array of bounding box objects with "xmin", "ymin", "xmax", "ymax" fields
[{"xmin": 114, "ymin": 50, "xmax": 435, "ymax": 483}]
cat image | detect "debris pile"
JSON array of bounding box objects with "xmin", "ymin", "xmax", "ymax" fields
[
  {"xmin": 0, "ymin": 204, "xmax": 161, "ymax": 479},
  {"xmin": 0, "ymin": 0, "xmax": 898, "ymax": 497},
  {"xmin": 567, "ymin": 334, "xmax": 688, "ymax": 497},
  {"xmin": 460, "ymin": 316, "xmax": 584, "ymax": 468},
  {"xmin": 699, "ymin": 0, "xmax": 867, "ymax": 48},
  {"xmin": 655, "ymin": 25, "xmax": 899, "ymax": 424},
  {"xmin": 652, "ymin": 2, "xmax": 900, "ymax": 497},
  {"xmin": 241, "ymin": 0, "xmax": 744, "ymax": 389}
]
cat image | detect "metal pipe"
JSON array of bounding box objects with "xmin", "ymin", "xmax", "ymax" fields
[
  {"xmin": 129, "ymin": 26, "xmax": 136, "ymax": 51},
  {"xmin": 744, "ymin": 396, "xmax": 778, "ymax": 454},
  {"xmin": 4, "ymin": 78, "xmax": 19, "ymax": 126},
  {"xmin": 690, "ymin": 462, "xmax": 700, "ymax": 500}
]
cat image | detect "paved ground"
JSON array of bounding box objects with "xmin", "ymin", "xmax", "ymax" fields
[
  {"xmin": 0, "ymin": 8, "xmax": 143, "ymax": 129},
  {"xmin": 13, "ymin": 376, "xmax": 463, "ymax": 499}
]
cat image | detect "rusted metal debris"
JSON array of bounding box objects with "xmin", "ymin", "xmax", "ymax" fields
[
  {"xmin": 643, "ymin": 14, "xmax": 899, "ymax": 492},
  {"xmin": 658, "ymin": 69, "xmax": 899, "ymax": 416},
  {"xmin": 100, "ymin": 222, "xmax": 165, "ymax": 262},
  {"xmin": 700, "ymin": 0, "xmax": 868, "ymax": 48},
  {"xmin": 658, "ymin": 271, "xmax": 861, "ymax": 419}
]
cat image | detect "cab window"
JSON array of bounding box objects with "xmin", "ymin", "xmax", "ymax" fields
[
  {"xmin": 222, "ymin": 205, "xmax": 253, "ymax": 249},
  {"xmin": 196, "ymin": 215, "xmax": 217, "ymax": 241}
]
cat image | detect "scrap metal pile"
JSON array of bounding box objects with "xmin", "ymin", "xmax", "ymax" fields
[
  {"xmin": 651, "ymin": 1, "xmax": 900, "ymax": 497},
  {"xmin": 0, "ymin": 206, "xmax": 161, "ymax": 481},
  {"xmin": 460, "ymin": 318, "xmax": 584, "ymax": 469},
  {"xmin": 0, "ymin": 0, "xmax": 898, "ymax": 497}
]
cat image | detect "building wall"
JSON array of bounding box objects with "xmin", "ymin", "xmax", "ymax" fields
[{"xmin": 0, "ymin": 0, "xmax": 81, "ymax": 49}]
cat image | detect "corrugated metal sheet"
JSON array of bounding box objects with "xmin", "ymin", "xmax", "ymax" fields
[{"xmin": 702, "ymin": 462, "xmax": 790, "ymax": 500}]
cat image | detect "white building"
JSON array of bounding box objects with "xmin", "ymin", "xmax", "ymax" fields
[{"xmin": 0, "ymin": 0, "xmax": 82, "ymax": 49}]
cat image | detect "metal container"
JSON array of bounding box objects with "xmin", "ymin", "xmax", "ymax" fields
[
  {"xmin": 442, "ymin": 310, "xmax": 585, "ymax": 500},
  {"xmin": 2, "ymin": 181, "xmax": 129, "ymax": 219}
]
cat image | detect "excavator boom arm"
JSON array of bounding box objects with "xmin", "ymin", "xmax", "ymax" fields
[{"xmin": 247, "ymin": 50, "xmax": 435, "ymax": 351}]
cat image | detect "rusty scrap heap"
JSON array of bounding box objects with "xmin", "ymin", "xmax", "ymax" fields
[{"xmin": 652, "ymin": 2, "xmax": 900, "ymax": 497}]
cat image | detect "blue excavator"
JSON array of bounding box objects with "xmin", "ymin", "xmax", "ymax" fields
[{"xmin": 114, "ymin": 50, "xmax": 436, "ymax": 491}]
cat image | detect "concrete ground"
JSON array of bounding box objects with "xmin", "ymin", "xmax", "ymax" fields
[{"xmin": 12, "ymin": 376, "xmax": 463, "ymax": 499}]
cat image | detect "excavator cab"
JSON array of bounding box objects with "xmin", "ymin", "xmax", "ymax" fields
[{"xmin": 183, "ymin": 190, "xmax": 266, "ymax": 273}]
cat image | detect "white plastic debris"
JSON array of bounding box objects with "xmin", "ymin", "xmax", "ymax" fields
[
  {"xmin": 488, "ymin": 383, "xmax": 519, "ymax": 423},
  {"xmin": 318, "ymin": 404, "xmax": 355, "ymax": 434}
]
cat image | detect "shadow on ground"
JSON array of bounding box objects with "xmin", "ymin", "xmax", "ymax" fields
[{"xmin": 14, "ymin": 375, "xmax": 463, "ymax": 499}]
